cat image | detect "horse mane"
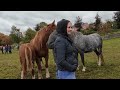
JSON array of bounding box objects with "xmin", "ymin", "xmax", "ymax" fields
[
  {"xmin": 69, "ymin": 31, "xmax": 83, "ymax": 41},
  {"xmin": 30, "ymin": 21, "xmax": 56, "ymax": 50}
]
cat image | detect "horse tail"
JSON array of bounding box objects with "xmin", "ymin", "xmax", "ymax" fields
[{"xmin": 25, "ymin": 46, "xmax": 32, "ymax": 71}]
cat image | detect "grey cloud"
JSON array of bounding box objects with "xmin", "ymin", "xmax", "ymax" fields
[{"xmin": 0, "ymin": 11, "xmax": 117, "ymax": 35}]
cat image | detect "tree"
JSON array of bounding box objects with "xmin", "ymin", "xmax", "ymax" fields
[
  {"xmin": 9, "ymin": 25, "xmax": 22, "ymax": 44},
  {"xmin": 23, "ymin": 28, "xmax": 36, "ymax": 43},
  {"xmin": 94, "ymin": 13, "xmax": 102, "ymax": 31},
  {"xmin": 11, "ymin": 25, "xmax": 17, "ymax": 34},
  {"xmin": 74, "ymin": 16, "xmax": 82, "ymax": 31},
  {"xmin": 0, "ymin": 32, "xmax": 12, "ymax": 45},
  {"xmin": 113, "ymin": 11, "xmax": 120, "ymax": 29},
  {"xmin": 112, "ymin": 21, "xmax": 118, "ymax": 29},
  {"xmin": 34, "ymin": 22, "xmax": 47, "ymax": 31}
]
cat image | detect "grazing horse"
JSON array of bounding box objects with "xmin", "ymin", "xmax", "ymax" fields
[
  {"xmin": 19, "ymin": 20, "xmax": 56, "ymax": 79},
  {"xmin": 68, "ymin": 31, "xmax": 104, "ymax": 71}
]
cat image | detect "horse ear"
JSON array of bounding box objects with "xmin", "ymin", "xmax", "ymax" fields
[{"xmin": 52, "ymin": 20, "xmax": 55, "ymax": 24}]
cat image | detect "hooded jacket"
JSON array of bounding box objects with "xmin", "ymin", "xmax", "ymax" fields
[{"xmin": 54, "ymin": 19, "xmax": 78, "ymax": 72}]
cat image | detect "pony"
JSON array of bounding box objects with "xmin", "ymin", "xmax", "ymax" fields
[
  {"xmin": 19, "ymin": 20, "xmax": 56, "ymax": 79},
  {"xmin": 68, "ymin": 31, "xmax": 104, "ymax": 71}
]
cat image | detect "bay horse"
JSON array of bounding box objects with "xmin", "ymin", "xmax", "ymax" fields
[
  {"xmin": 68, "ymin": 31, "xmax": 104, "ymax": 71},
  {"xmin": 19, "ymin": 20, "xmax": 56, "ymax": 79}
]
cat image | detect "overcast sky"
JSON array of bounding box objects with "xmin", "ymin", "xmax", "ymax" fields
[{"xmin": 0, "ymin": 11, "xmax": 117, "ymax": 35}]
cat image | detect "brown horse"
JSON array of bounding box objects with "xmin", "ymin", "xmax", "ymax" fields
[{"xmin": 19, "ymin": 20, "xmax": 56, "ymax": 79}]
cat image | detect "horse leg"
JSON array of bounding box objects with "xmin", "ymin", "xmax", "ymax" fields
[
  {"xmin": 21, "ymin": 60, "xmax": 27, "ymax": 79},
  {"xmin": 45, "ymin": 55, "xmax": 50, "ymax": 79},
  {"xmin": 31, "ymin": 61, "xmax": 35, "ymax": 79},
  {"xmin": 99, "ymin": 47, "xmax": 104, "ymax": 65},
  {"xmin": 36, "ymin": 58, "xmax": 43, "ymax": 79},
  {"xmin": 41, "ymin": 59, "xmax": 45, "ymax": 70},
  {"xmin": 94, "ymin": 49, "xmax": 101, "ymax": 66},
  {"xmin": 80, "ymin": 51, "xmax": 86, "ymax": 71}
]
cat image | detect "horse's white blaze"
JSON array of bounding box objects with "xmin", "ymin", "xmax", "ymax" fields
[
  {"xmin": 21, "ymin": 71, "xmax": 24, "ymax": 79},
  {"xmin": 82, "ymin": 66, "xmax": 86, "ymax": 72},
  {"xmin": 46, "ymin": 68, "xmax": 50, "ymax": 78}
]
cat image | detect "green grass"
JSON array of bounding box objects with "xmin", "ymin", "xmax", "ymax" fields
[{"xmin": 0, "ymin": 38, "xmax": 120, "ymax": 79}]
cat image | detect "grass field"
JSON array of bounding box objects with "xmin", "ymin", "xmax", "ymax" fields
[{"xmin": 0, "ymin": 38, "xmax": 120, "ymax": 79}]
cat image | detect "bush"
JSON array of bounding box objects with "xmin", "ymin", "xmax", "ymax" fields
[{"xmin": 81, "ymin": 29, "xmax": 97, "ymax": 35}]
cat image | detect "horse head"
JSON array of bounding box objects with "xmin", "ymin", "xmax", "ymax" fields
[{"xmin": 45, "ymin": 20, "xmax": 56, "ymax": 33}]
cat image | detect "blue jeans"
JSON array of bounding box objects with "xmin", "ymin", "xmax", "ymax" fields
[{"xmin": 56, "ymin": 70, "xmax": 76, "ymax": 79}]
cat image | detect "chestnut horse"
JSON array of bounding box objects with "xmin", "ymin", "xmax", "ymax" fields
[{"xmin": 19, "ymin": 20, "xmax": 56, "ymax": 79}]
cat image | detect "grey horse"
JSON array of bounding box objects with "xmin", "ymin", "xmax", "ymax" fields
[{"xmin": 68, "ymin": 31, "xmax": 104, "ymax": 71}]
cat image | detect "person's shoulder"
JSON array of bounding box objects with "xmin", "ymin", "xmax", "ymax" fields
[{"xmin": 55, "ymin": 35, "xmax": 66, "ymax": 43}]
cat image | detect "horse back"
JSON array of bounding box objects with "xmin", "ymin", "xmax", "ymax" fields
[{"xmin": 19, "ymin": 43, "xmax": 32, "ymax": 63}]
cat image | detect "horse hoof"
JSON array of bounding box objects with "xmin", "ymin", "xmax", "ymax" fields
[
  {"xmin": 46, "ymin": 76, "xmax": 50, "ymax": 79},
  {"xmin": 98, "ymin": 64, "xmax": 101, "ymax": 66},
  {"xmin": 42, "ymin": 68, "xmax": 45, "ymax": 71},
  {"xmin": 82, "ymin": 67, "xmax": 86, "ymax": 72},
  {"xmin": 38, "ymin": 77, "xmax": 43, "ymax": 79},
  {"xmin": 46, "ymin": 75, "xmax": 50, "ymax": 79},
  {"xmin": 82, "ymin": 69, "xmax": 86, "ymax": 72},
  {"xmin": 32, "ymin": 75, "xmax": 35, "ymax": 79},
  {"xmin": 77, "ymin": 67, "xmax": 80, "ymax": 71},
  {"xmin": 38, "ymin": 76, "xmax": 43, "ymax": 79}
]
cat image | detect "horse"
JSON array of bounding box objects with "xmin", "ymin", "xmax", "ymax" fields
[
  {"xmin": 19, "ymin": 20, "xmax": 56, "ymax": 79},
  {"xmin": 68, "ymin": 31, "xmax": 104, "ymax": 71}
]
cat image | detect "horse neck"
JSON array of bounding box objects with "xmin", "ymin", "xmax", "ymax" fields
[
  {"xmin": 36, "ymin": 29, "xmax": 52, "ymax": 44},
  {"xmin": 70, "ymin": 31, "xmax": 83, "ymax": 41}
]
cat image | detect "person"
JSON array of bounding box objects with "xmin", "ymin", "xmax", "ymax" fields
[
  {"xmin": 48, "ymin": 19, "xmax": 78, "ymax": 79},
  {"xmin": 8, "ymin": 45, "xmax": 12, "ymax": 53},
  {"xmin": 5, "ymin": 44, "xmax": 8, "ymax": 54},
  {"xmin": 1, "ymin": 45, "xmax": 4, "ymax": 54}
]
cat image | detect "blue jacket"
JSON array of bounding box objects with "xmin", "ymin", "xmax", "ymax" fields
[{"xmin": 54, "ymin": 34, "xmax": 78, "ymax": 72}]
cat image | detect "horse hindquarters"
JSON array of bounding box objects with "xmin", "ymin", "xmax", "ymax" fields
[
  {"xmin": 25, "ymin": 46, "xmax": 35, "ymax": 79},
  {"xmin": 19, "ymin": 44, "xmax": 35, "ymax": 79},
  {"xmin": 19, "ymin": 45, "xmax": 27, "ymax": 79}
]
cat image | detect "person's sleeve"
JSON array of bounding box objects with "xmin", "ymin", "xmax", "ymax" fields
[{"xmin": 55, "ymin": 39, "xmax": 77, "ymax": 72}]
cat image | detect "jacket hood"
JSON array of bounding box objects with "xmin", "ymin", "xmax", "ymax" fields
[{"xmin": 56, "ymin": 19, "xmax": 70, "ymax": 36}]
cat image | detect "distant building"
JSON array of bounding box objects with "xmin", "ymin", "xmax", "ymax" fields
[
  {"xmin": 89, "ymin": 23, "xmax": 95, "ymax": 29},
  {"xmin": 81, "ymin": 23, "xmax": 89, "ymax": 30}
]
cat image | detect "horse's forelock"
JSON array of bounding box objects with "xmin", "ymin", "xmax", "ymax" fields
[{"xmin": 45, "ymin": 23, "xmax": 56, "ymax": 32}]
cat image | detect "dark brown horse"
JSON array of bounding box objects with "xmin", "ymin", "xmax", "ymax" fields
[{"xmin": 19, "ymin": 20, "xmax": 56, "ymax": 79}]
